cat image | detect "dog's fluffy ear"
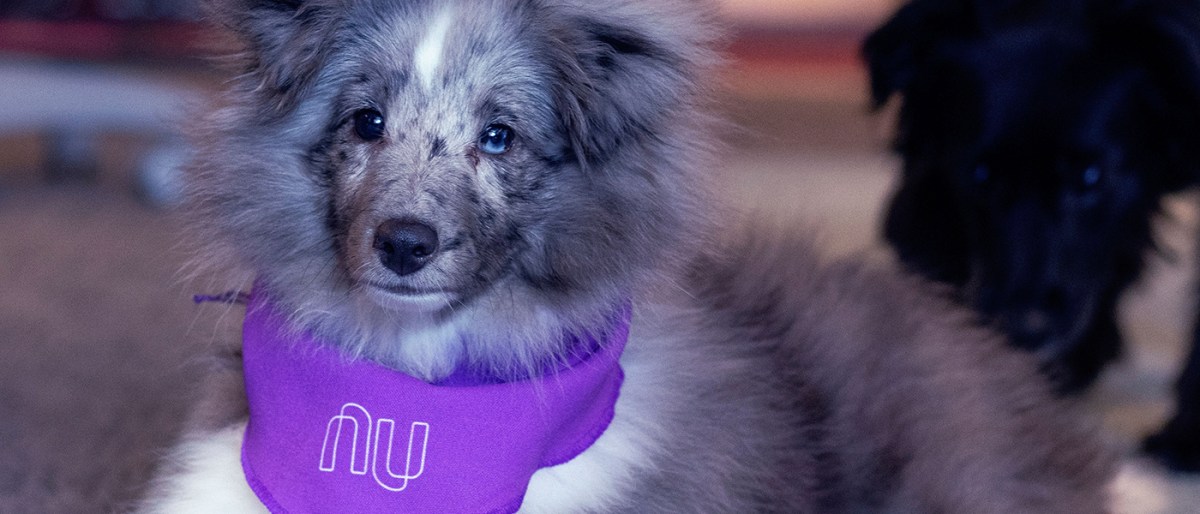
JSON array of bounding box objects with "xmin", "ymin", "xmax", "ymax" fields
[
  {"xmin": 863, "ymin": 0, "xmax": 1069, "ymax": 109},
  {"xmin": 862, "ymin": 0, "xmax": 982, "ymax": 109},
  {"xmin": 203, "ymin": 0, "xmax": 340, "ymax": 115},
  {"xmin": 1104, "ymin": 0, "xmax": 1200, "ymax": 189},
  {"xmin": 551, "ymin": 1, "xmax": 720, "ymax": 167}
]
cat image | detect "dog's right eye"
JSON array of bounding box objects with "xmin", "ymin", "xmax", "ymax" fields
[
  {"xmin": 1064, "ymin": 165, "xmax": 1105, "ymax": 200},
  {"xmin": 479, "ymin": 124, "xmax": 515, "ymax": 155},
  {"xmin": 354, "ymin": 109, "xmax": 386, "ymax": 141},
  {"xmin": 972, "ymin": 165, "xmax": 990, "ymax": 185},
  {"xmin": 1078, "ymin": 165, "xmax": 1103, "ymax": 189}
]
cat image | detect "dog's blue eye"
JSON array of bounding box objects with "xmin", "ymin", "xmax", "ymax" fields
[
  {"xmin": 1080, "ymin": 166, "xmax": 1102, "ymax": 188},
  {"xmin": 354, "ymin": 109, "xmax": 386, "ymax": 141},
  {"xmin": 973, "ymin": 165, "xmax": 990, "ymax": 184},
  {"xmin": 479, "ymin": 124, "xmax": 514, "ymax": 155}
]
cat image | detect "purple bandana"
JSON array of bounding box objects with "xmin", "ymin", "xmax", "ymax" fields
[{"xmin": 239, "ymin": 289, "xmax": 630, "ymax": 514}]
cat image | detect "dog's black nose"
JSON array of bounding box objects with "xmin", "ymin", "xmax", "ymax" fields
[{"xmin": 373, "ymin": 219, "xmax": 439, "ymax": 276}]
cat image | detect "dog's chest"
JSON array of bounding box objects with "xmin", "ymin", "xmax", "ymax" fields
[
  {"xmin": 518, "ymin": 405, "xmax": 653, "ymax": 512},
  {"xmin": 160, "ymin": 400, "xmax": 653, "ymax": 513},
  {"xmin": 158, "ymin": 336, "xmax": 671, "ymax": 513}
]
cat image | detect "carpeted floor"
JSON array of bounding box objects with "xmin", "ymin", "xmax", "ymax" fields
[{"xmin": 0, "ymin": 185, "xmax": 229, "ymax": 513}]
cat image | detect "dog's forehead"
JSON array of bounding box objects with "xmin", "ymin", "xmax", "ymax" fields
[
  {"xmin": 919, "ymin": 33, "xmax": 1136, "ymax": 144},
  {"xmin": 329, "ymin": 0, "xmax": 563, "ymax": 142},
  {"xmin": 356, "ymin": 1, "xmax": 549, "ymax": 100}
]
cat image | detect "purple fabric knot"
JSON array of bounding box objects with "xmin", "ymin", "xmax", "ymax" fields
[{"xmin": 193, "ymin": 290, "xmax": 251, "ymax": 305}]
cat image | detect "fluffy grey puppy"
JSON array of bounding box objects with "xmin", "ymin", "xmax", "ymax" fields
[{"xmin": 140, "ymin": 0, "xmax": 1114, "ymax": 511}]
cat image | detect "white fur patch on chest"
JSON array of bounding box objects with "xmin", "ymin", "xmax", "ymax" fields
[
  {"xmin": 415, "ymin": 8, "xmax": 456, "ymax": 91},
  {"xmin": 143, "ymin": 423, "xmax": 268, "ymax": 514},
  {"xmin": 520, "ymin": 418, "xmax": 649, "ymax": 512},
  {"xmin": 519, "ymin": 330, "xmax": 677, "ymax": 512}
]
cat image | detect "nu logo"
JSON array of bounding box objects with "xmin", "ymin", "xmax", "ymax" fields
[{"xmin": 318, "ymin": 403, "xmax": 430, "ymax": 492}]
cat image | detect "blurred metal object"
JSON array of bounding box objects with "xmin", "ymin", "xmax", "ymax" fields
[
  {"xmin": 0, "ymin": 1, "xmax": 81, "ymax": 19},
  {"xmin": 135, "ymin": 142, "xmax": 188, "ymax": 206},
  {"xmin": 0, "ymin": 58, "xmax": 191, "ymax": 133},
  {"xmin": 0, "ymin": 57, "xmax": 195, "ymax": 203},
  {"xmin": 0, "ymin": 0, "xmax": 200, "ymax": 20},
  {"xmin": 45, "ymin": 128, "xmax": 99, "ymax": 182},
  {"xmin": 95, "ymin": 0, "xmax": 200, "ymax": 21}
]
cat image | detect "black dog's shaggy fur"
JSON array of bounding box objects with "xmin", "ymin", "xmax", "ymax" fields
[{"xmin": 864, "ymin": 0, "xmax": 1200, "ymax": 470}]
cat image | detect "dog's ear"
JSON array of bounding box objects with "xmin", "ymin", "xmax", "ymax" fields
[
  {"xmin": 550, "ymin": 2, "xmax": 720, "ymax": 168},
  {"xmin": 203, "ymin": 0, "xmax": 340, "ymax": 115},
  {"xmin": 862, "ymin": 0, "xmax": 983, "ymax": 109},
  {"xmin": 863, "ymin": 0, "xmax": 1069, "ymax": 109},
  {"xmin": 1103, "ymin": 0, "xmax": 1200, "ymax": 189}
]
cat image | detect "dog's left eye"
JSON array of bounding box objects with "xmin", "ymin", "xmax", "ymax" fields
[
  {"xmin": 1078, "ymin": 165, "xmax": 1103, "ymax": 189},
  {"xmin": 972, "ymin": 165, "xmax": 990, "ymax": 186},
  {"xmin": 479, "ymin": 124, "xmax": 514, "ymax": 155},
  {"xmin": 1064, "ymin": 165, "xmax": 1104, "ymax": 195},
  {"xmin": 354, "ymin": 109, "xmax": 387, "ymax": 141}
]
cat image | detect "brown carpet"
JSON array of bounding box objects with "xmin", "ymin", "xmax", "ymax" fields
[{"xmin": 0, "ymin": 185, "xmax": 222, "ymax": 513}]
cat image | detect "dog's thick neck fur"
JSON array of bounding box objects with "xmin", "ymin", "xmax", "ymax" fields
[{"xmin": 184, "ymin": 0, "xmax": 723, "ymax": 382}]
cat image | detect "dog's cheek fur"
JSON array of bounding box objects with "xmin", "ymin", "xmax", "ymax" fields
[
  {"xmin": 181, "ymin": 22, "xmax": 360, "ymax": 328},
  {"xmin": 311, "ymin": 130, "xmax": 382, "ymax": 280},
  {"xmin": 517, "ymin": 1, "xmax": 723, "ymax": 300}
]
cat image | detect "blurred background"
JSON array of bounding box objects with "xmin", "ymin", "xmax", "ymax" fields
[{"xmin": 0, "ymin": 0, "xmax": 1197, "ymax": 512}]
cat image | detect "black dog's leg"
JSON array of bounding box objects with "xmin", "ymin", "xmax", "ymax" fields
[
  {"xmin": 883, "ymin": 174, "xmax": 970, "ymax": 286},
  {"xmin": 1143, "ymin": 325, "xmax": 1200, "ymax": 472},
  {"xmin": 1050, "ymin": 306, "xmax": 1123, "ymax": 394}
]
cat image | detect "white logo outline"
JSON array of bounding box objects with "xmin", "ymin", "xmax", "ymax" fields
[
  {"xmin": 372, "ymin": 418, "xmax": 430, "ymax": 491},
  {"xmin": 319, "ymin": 403, "xmax": 372, "ymax": 475},
  {"xmin": 318, "ymin": 402, "xmax": 431, "ymax": 491}
]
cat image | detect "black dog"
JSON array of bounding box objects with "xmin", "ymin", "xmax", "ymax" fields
[{"xmin": 864, "ymin": 0, "xmax": 1200, "ymax": 471}]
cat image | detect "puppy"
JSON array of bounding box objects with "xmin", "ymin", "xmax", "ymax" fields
[
  {"xmin": 864, "ymin": 0, "xmax": 1200, "ymax": 470},
  {"xmin": 139, "ymin": 0, "xmax": 1113, "ymax": 511}
]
